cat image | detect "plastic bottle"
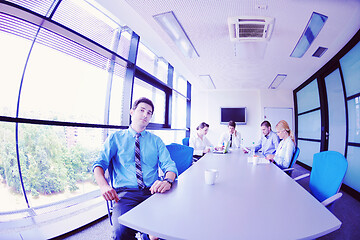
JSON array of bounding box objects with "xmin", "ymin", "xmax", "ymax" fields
[{"xmin": 251, "ymin": 142, "xmax": 255, "ymax": 156}]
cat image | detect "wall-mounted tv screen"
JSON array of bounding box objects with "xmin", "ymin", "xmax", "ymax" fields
[{"xmin": 221, "ymin": 107, "xmax": 247, "ymax": 125}]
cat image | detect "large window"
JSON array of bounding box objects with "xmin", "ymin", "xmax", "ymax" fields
[
  {"xmin": 19, "ymin": 33, "xmax": 110, "ymax": 124},
  {"xmin": 0, "ymin": 0, "xmax": 191, "ymax": 234}
]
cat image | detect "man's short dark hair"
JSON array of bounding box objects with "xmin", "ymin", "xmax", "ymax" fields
[
  {"xmin": 228, "ymin": 120, "xmax": 236, "ymax": 128},
  {"xmin": 132, "ymin": 97, "xmax": 154, "ymax": 113},
  {"xmin": 261, "ymin": 120, "xmax": 271, "ymax": 128}
]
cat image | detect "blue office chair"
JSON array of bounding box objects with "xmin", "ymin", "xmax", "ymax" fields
[
  {"xmin": 166, "ymin": 143, "xmax": 194, "ymax": 175},
  {"xmin": 182, "ymin": 137, "xmax": 190, "ymax": 146},
  {"xmin": 294, "ymin": 151, "xmax": 348, "ymax": 208},
  {"xmin": 283, "ymin": 147, "xmax": 300, "ymax": 176}
]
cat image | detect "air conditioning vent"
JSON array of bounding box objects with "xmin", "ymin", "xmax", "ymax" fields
[{"xmin": 228, "ymin": 16, "xmax": 274, "ymax": 42}]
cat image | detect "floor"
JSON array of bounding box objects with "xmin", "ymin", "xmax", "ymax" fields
[{"xmin": 54, "ymin": 163, "xmax": 360, "ymax": 240}]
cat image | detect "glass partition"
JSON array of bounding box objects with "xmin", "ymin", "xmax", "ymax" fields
[
  {"xmin": 347, "ymin": 97, "xmax": 360, "ymax": 143},
  {"xmin": 296, "ymin": 140, "xmax": 321, "ymax": 167},
  {"xmin": 344, "ymin": 146, "xmax": 360, "ymax": 193},
  {"xmin": 340, "ymin": 41, "xmax": 360, "ymax": 97},
  {"xmin": 297, "ymin": 110, "xmax": 321, "ymax": 140},
  {"xmin": 296, "ymin": 79, "xmax": 320, "ymax": 114},
  {"xmin": 324, "ymin": 69, "xmax": 346, "ymax": 155}
]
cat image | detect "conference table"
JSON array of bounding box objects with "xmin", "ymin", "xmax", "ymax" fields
[{"xmin": 118, "ymin": 149, "xmax": 341, "ymax": 240}]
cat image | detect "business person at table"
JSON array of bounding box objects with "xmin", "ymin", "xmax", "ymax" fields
[
  {"xmin": 218, "ymin": 120, "xmax": 241, "ymax": 149},
  {"xmin": 93, "ymin": 97, "xmax": 178, "ymax": 240},
  {"xmin": 266, "ymin": 120, "xmax": 295, "ymax": 169},
  {"xmin": 189, "ymin": 122, "xmax": 214, "ymax": 161},
  {"xmin": 243, "ymin": 120, "xmax": 280, "ymax": 156}
]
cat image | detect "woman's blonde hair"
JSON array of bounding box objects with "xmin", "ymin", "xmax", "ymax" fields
[{"xmin": 276, "ymin": 120, "xmax": 295, "ymax": 144}]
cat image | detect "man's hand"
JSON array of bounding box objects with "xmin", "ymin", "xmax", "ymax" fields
[
  {"xmin": 266, "ymin": 154, "xmax": 275, "ymax": 162},
  {"xmin": 100, "ymin": 184, "xmax": 119, "ymax": 202},
  {"xmin": 94, "ymin": 167, "xmax": 119, "ymax": 202},
  {"xmin": 150, "ymin": 180, "xmax": 171, "ymax": 194},
  {"xmin": 204, "ymin": 147, "xmax": 211, "ymax": 153}
]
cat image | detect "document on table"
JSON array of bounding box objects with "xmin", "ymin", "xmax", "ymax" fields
[{"xmin": 247, "ymin": 157, "xmax": 270, "ymax": 164}]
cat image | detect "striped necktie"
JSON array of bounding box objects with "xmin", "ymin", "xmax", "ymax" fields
[
  {"xmin": 135, "ymin": 133, "xmax": 146, "ymax": 189},
  {"xmin": 230, "ymin": 134, "xmax": 233, "ymax": 147}
]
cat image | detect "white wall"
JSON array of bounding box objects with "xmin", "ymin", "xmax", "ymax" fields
[{"xmin": 191, "ymin": 88, "xmax": 294, "ymax": 147}]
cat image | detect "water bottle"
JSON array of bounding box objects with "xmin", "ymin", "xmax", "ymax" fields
[{"xmin": 251, "ymin": 142, "xmax": 255, "ymax": 156}]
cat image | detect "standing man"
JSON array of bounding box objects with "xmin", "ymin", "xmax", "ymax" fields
[
  {"xmin": 244, "ymin": 120, "xmax": 280, "ymax": 157},
  {"xmin": 93, "ymin": 97, "xmax": 178, "ymax": 240},
  {"xmin": 218, "ymin": 120, "xmax": 241, "ymax": 149}
]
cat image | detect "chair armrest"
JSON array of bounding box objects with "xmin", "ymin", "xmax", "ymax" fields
[
  {"xmin": 293, "ymin": 173, "xmax": 310, "ymax": 181},
  {"xmin": 321, "ymin": 192, "xmax": 343, "ymax": 207},
  {"xmin": 283, "ymin": 168, "xmax": 294, "ymax": 172}
]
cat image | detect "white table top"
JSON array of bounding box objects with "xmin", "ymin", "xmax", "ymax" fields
[{"xmin": 118, "ymin": 149, "xmax": 341, "ymax": 240}]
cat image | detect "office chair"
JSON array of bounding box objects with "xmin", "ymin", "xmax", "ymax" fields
[
  {"xmin": 294, "ymin": 151, "xmax": 348, "ymax": 208},
  {"xmin": 166, "ymin": 143, "xmax": 194, "ymax": 175},
  {"xmin": 182, "ymin": 137, "xmax": 190, "ymax": 146},
  {"xmin": 283, "ymin": 147, "xmax": 300, "ymax": 176}
]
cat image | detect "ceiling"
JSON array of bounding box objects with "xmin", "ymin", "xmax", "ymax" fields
[{"xmin": 102, "ymin": 0, "xmax": 360, "ymax": 91}]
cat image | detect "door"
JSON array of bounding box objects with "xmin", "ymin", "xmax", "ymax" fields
[{"xmin": 323, "ymin": 67, "xmax": 347, "ymax": 155}]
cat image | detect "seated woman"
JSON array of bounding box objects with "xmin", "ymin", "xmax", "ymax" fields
[
  {"xmin": 266, "ymin": 120, "xmax": 295, "ymax": 169},
  {"xmin": 189, "ymin": 122, "xmax": 213, "ymax": 161}
]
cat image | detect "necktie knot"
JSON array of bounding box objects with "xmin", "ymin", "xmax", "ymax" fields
[{"xmin": 135, "ymin": 133, "xmax": 141, "ymax": 139}]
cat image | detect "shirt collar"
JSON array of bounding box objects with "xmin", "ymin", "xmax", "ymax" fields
[
  {"xmin": 128, "ymin": 126, "xmax": 145, "ymax": 138},
  {"xmin": 265, "ymin": 131, "xmax": 273, "ymax": 139}
]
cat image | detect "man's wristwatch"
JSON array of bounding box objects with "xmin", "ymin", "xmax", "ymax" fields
[{"xmin": 163, "ymin": 178, "xmax": 174, "ymax": 186}]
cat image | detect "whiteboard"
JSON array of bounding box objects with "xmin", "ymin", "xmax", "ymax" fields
[{"xmin": 264, "ymin": 107, "xmax": 293, "ymax": 131}]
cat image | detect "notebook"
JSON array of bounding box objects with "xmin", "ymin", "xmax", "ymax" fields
[{"xmin": 213, "ymin": 140, "xmax": 230, "ymax": 154}]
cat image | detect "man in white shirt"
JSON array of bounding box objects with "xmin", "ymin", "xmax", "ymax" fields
[{"xmin": 218, "ymin": 120, "xmax": 241, "ymax": 149}]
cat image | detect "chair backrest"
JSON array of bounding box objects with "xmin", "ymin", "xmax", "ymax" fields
[
  {"xmin": 166, "ymin": 143, "xmax": 194, "ymax": 175},
  {"xmin": 182, "ymin": 137, "xmax": 190, "ymax": 146},
  {"xmin": 289, "ymin": 147, "xmax": 300, "ymax": 168},
  {"xmin": 310, "ymin": 151, "xmax": 348, "ymax": 202}
]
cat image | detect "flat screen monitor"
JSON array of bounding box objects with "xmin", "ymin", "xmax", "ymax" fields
[{"xmin": 221, "ymin": 107, "xmax": 247, "ymax": 125}]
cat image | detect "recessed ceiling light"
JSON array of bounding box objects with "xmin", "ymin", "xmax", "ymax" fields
[
  {"xmin": 199, "ymin": 75, "xmax": 216, "ymax": 89},
  {"xmin": 153, "ymin": 11, "xmax": 199, "ymax": 58},
  {"xmin": 269, "ymin": 74, "xmax": 287, "ymax": 89}
]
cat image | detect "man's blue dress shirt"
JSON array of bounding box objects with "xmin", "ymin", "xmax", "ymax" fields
[
  {"xmin": 254, "ymin": 131, "xmax": 280, "ymax": 156},
  {"xmin": 93, "ymin": 127, "xmax": 178, "ymax": 189}
]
